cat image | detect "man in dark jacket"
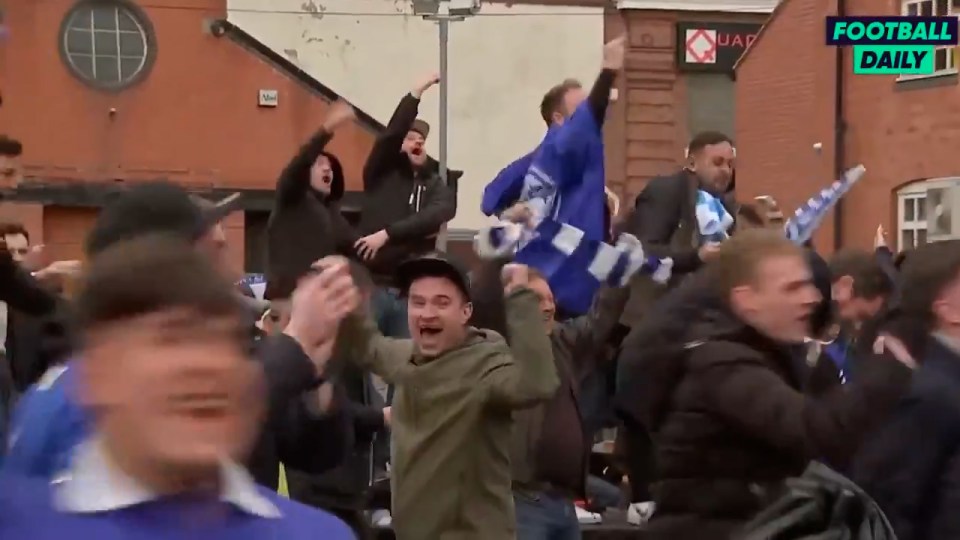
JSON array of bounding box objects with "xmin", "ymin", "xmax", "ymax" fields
[
  {"xmin": 267, "ymin": 100, "xmax": 359, "ymax": 288},
  {"xmin": 510, "ymin": 273, "xmax": 629, "ymax": 540},
  {"xmin": 852, "ymin": 240, "xmax": 960, "ymax": 540},
  {"xmin": 640, "ymin": 229, "xmax": 913, "ymax": 540},
  {"xmin": 806, "ymin": 249, "xmax": 894, "ymax": 396},
  {"xmin": 354, "ymin": 73, "xmax": 457, "ymax": 339}
]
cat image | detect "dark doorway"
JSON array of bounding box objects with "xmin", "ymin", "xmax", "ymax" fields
[{"xmin": 244, "ymin": 210, "xmax": 269, "ymax": 273}]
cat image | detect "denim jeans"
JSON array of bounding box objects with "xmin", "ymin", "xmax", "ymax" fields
[
  {"xmin": 515, "ymin": 491, "xmax": 582, "ymax": 540},
  {"xmin": 371, "ymin": 287, "xmax": 410, "ymax": 340},
  {"xmin": 371, "ymin": 287, "xmax": 409, "ymax": 406}
]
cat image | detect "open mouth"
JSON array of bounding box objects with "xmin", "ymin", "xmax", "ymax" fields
[
  {"xmin": 411, "ymin": 148, "xmax": 423, "ymax": 156},
  {"xmin": 418, "ymin": 326, "xmax": 442, "ymax": 339},
  {"xmin": 172, "ymin": 394, "xmax": 229, "ymax": 420}
]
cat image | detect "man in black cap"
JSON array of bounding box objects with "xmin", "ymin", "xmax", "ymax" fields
[
  {"xmin": 5, "ymin": 181, "xmax": 350, "ymax": 489},
  {"xmin": 354, "ymin": 73, "xmax": 457, "ymax": 341},
  {"xmin": 331, "ymin": 252, "xmax": 559, "ymax": 539}
]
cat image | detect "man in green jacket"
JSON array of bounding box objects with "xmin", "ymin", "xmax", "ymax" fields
[{"xmin": 335, "ymin": 252, "xmax": 559, "ymax": 539}]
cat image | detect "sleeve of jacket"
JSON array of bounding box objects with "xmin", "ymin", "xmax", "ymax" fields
[
  {"xmin": 483, "ymin": 288, "xmax": 560, "ymax": 409},
  {"xmin": 330, "ymin": 203, "xmax": 361, "ymax": 256},
  {"xmin": 274, "ymin": 391, "xmax": 352, "ymax": 475},
  {"xmin": 633, "ymin": 176, "xmax": 702, "ymax": 273},
  {"xmin": 553, "ymin": 286, "xmax": 630, "ymax": 375},
  {"xmin": 851, "ymin": 391, "xmax": 960, "ymax": 540},
  {"xmin": 255, "ymin": 333, "xmax": 322, "ymax": 430},
  {"xmin": 928, "ymin": 446, "xmax": 960, "ymax": 540},
  {"xmin": 384, "ymin": 176, "xmax": 456, "ymax": 242},
  {"xmin": 0, "ymin": 252, "xmax": 57, "ymax": 316},
  {"xmin": 363, "ymin": 94, "xmax": 420, "ymax": 190},
  {"xmin": 482, "ymin": 153, "xmax": 533, "ymax": 216},
  {"xmin": 336, "ymin": 313, "xmax": 414, "ymax": 385},
  {"xmin": 275, "ymin": 129, "xmax": 334, "ymax": 206},
  {"xmin": 694, "ymin": 340, "xmax": 913, "ymax": 468}
]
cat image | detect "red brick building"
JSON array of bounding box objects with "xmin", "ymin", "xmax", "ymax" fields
[
  {"xmin": 736, "ymin": 0, "xmax": 960, "ymax": 254},
  {"xmin": 0, "ymin": 0, "xmax": 386, "ymax": 272}
]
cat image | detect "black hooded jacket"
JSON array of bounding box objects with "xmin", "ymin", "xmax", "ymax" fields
[
  {"xmin": 359, "ymin": 94, "xmax": 457, "ymax": 283},
  {"xmin": 267, "ymin": 129, "xmax": 358, "ymax": 287}
]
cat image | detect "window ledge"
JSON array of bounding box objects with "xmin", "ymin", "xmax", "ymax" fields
[{"xmin": 895, "ymin": 70, "xmax": 959, "ymax": 92}]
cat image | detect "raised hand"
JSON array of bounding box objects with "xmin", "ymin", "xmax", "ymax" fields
[
  {"xmin": 322, "ymin": 100, "xmax": 356, "ymax": 131},
  {"xmin": 501, "ymin": 263, "xmax": 531, "ymax": 295},
  {"xmin": 412, "ymin": 72, "xmax": 441, "ymax": 98},
  {"xmin": 602, "ymin": 35, "xmax": 626, "ymax": 71}
]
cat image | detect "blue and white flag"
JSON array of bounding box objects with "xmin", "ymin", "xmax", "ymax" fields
[
  {"xmin": 695, "ymin": 190, "xmax": 734, "ymax": 243},
  {"xmin": 475, "ymin": 218, "xmax": 673, "ymax": 314},
  {"xmin": 784, "ymin": 165, "xmax": 866, "ymax": 245}
]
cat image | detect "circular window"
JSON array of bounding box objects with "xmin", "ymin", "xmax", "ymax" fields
[{"xmin": 60, "ymin": 1, "xmax": 155, "ymax": 90}]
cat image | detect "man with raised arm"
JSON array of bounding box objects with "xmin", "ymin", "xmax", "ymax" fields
[{"xmin": 330, "ymin": 253, "xmax": 559, "ymax": 539}]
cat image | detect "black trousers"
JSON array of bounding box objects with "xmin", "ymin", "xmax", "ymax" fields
[{"xmin": 620, "ymin": 422, "xmax": 656, "ymax": 502}]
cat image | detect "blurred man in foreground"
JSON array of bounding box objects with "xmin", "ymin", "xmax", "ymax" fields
[
  {"xmin": 5, "ymin": 182, "xmax": 351, "ymax": 488},
  {"xmin": 0, "ymin": 235, "xmax": 354, "ymax": 539}
]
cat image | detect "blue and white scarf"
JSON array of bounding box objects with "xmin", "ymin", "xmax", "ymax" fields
[
  {"xmin": 784, "ymin": 165, "xmax": 866, "ymax": 245},
  {"xmin": 475, "ymin": 217, "xmax": 672, "ymax": 314},
  {"xmin": 695, "ymin": 190, "xmax": 734, "ymax": 243}
]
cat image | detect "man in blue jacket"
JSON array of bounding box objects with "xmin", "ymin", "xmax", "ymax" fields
[
  {"xmin": 0, "ymin": 235, "xmax": 355, "ymax": 540},
  {"xmin": 481, "ymin": 36, "xmax": 624, "ymax": 243}
]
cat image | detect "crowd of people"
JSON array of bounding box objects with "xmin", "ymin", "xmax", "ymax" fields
[{"xmin": 0, "ymin": 33, "xmax": 957, "ymax": 540}]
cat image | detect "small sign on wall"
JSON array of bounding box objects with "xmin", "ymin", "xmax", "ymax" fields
[
  {"xmin": 258, "ymin": 89, "xmax": 279, "ymax": 107},
  {"xmin": 676, "ymin": 22, "xmax": 763, "ymax": 73}
]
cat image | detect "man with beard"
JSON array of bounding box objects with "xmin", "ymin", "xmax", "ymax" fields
[
  {"xmin": 267, "ymin": 100, "xmax": 359, "ymax": 289},
  {"xmin": 354, "ymin": 73, "xmax": 457, "ymax": 339}
]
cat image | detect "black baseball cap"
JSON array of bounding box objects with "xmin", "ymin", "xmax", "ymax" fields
[
  {"xmin": 396, "ymin": 252, "xmax": 471, "ymax": 301},
  {"xmin": 85, "ymin": 181, "xmax": 242, "ymax": 257}
]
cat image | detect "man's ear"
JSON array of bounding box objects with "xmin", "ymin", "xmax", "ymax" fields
[{"xmin": 462, "ymin": 301, "xmax": 474, "ymax": 323}]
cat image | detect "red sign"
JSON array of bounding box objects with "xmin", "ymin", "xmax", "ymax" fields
[{"xmin": 685, "ymin": 28, "xmax": 717, "ymax": 64}]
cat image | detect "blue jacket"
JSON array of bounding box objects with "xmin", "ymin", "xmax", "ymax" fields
[
  {"xmin": 481, "ymin": 152, "xmax": 534, "ymax": 217},
  {"xmin": 3, "ymin": 362, "xmax": 87, "ymax": 478},
  {"xmin": 520, "ymin": 100, "xmax": 606, "ymax": 242}
]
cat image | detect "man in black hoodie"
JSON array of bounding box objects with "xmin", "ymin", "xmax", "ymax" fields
[
  {"xmin": 267, "ymin": 100, "xmax": 359, "ymax": 289},
  {"xmin": 354, "ymin": 73, "xmax": 457, "ymax": 339}
]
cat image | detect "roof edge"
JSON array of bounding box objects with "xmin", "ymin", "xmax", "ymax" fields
[
  {"xmin": 733, "ymin": 0, "xmax": 789, "ymax": 70},
  {"xmin": 214, "ymin": 19, "xmax": 386, "ymax": 134},
  {"xmin": 617, "ymin": 0, "xmax": 778, "ymax": 12}
]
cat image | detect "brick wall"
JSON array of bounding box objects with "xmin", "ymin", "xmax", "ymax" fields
[{"xmin": 736, "ymin": 0, "xmax": 960, "ymax": 252}]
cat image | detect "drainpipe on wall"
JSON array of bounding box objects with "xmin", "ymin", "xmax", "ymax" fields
[{"xmin": 832, "ymin": 0, "xmax": 847, "ymax": 250}]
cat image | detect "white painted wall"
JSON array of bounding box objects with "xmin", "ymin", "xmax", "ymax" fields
[{"xmin": 227, "ymin": 0, "xmax": 604, "ymax": 230}]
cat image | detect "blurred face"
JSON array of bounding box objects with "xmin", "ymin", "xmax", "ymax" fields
[
  {"xmin": 527, "ymin": 277, "xmax": 557, "ymax": 334},
  {"xmin": 402, "ymin": 131, "xmax": 427, "ymax": 167},
  {"xmin": 551, "ymin": 87, "xmax": 587, "ymax": 125},
  {"xmin": 731, "ymin": 254, "xmax": 822, "ymax": 343},
  {"xmin": 79, "ymin": 309, "xmax": 263, "ymax": 478},
  {"xmin": 832, "ymin": 276, "xmax": 886, "ymax": 328},
  {"xmin": 4, "ymin": 233, "xmax": 29, "ymax": 266},
  {"xmin": 310, "ymin": 155, "xmax": 333, "ymax": 195},
  {"xmin": 197, "ymin": 223, "xmax": 234, "ymax": 282},
  {"xmin": 690, "ymin": 141, "xmax": 735, "ymax": 193},
  {"xmin": 933, "ymin": 272, "xmax": 960, "ymax": 331},
  {"xmin": 407, "ymin": 276, "xmax": 472, "ymax": 357},
  {"xmin": 0, "ymin": 152, "xmax": 22, "ymax": 188}
]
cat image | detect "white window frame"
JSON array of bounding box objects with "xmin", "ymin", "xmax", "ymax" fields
[
  {"xmin": 898, "ymin": 0, "xmax": 960, "ymax": 81},
  {"xmin": 897, "ymin": 183, "xmax": 928, "ymax": 251}
]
